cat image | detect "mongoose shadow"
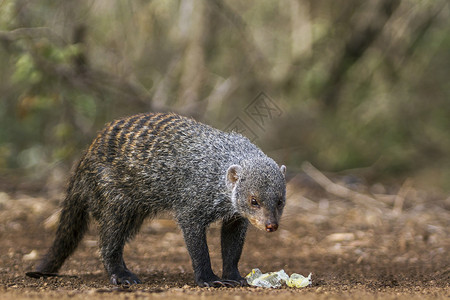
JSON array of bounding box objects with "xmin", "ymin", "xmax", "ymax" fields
[{"xmin": 26, "ymin": 112, "xmax": 286, "ymax": 287}]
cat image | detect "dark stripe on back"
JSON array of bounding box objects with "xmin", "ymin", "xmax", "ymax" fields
[
  {"xmin": 117, "ymin": 114, "xmax": 145, "ymax": 155},
  {"xmin": 87, "ymin": 113, "xmax": 193, "ymax": 163},
  {"xmin": 106, "ymin": 119, "xmax": 126, "ymax": 162},
  {"xmin": 142, "ymin": 114, "xmax": 179, "ymax": 154}
]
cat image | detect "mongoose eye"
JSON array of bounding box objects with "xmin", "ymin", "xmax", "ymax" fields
[
  {"xmin": 277, "ymin": 198, "xmax": 284, "ymax": 207},
  {"xmin": 250, "ymin": 196, "xmax": 260, "ymax": 208}
]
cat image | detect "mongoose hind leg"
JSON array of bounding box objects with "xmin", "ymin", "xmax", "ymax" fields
[
  {"xmin": 98, "ymin": 203, "xmax": 145, "ymax": 285},
  {"xmin": 221, "ymin": 217, "xmax": 249, "ymax": 286}
]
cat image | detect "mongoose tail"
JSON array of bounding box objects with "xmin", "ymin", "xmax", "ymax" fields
[{"xmin": 36, "ymin": 174, "xmax": 90, "ymax": 274}]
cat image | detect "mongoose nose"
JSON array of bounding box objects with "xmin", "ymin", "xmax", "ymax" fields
[{"xmin": 265, "ymin": 223, "xmax": 278, "ymax": 232}]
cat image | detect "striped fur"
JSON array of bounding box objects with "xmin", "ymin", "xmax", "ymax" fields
[{"xmin": 34, "ymin": 112, "xmax": 286, "ymax": 287}]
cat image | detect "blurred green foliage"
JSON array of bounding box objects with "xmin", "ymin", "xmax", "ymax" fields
[{"xmin": 0, "ymin": 0, "xmax": 449, "ymax": 190}]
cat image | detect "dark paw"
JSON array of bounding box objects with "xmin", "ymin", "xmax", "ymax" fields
[
  {"xmin": 110, "ymin": 270, "xmax": 141, "ymax": 285},
  {"xmin": 26, "ymin": 271, "xmax": 59, "ymax": 279}
]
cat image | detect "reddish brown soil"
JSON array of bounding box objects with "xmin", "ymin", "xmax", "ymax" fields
[{"xmin": 0, "ymin": 175, "xmax": 448, "ymax": 299}]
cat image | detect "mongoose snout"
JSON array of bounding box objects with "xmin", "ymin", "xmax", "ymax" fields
[{"xmin": 265, "ymin": 222, "xmax": 278, "ymax": 232}]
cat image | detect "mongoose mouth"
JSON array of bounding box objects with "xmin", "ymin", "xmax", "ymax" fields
[
  {"xmin": 248, "ymin": 217, "xmax": 278, "ymax": 232},
  {"xmin": 248, "ymin": 217, "xmax": 266, "ymax": 231}
]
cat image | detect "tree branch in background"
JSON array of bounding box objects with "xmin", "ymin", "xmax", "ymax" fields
[
  {"xmin": 209, "ymin": 0, "xmax": 267, "ymax": 73},
  {"xmin": 0, "ymin": 27, "xmax": 66, "ymax": 46},
  {"xmin": 301, "ymin": 161, "xmax": 386, "ymax": 209},
  {"xmin": 396, "ymin": 4, "xmax": 445, "ymax": 73},
  {"xmin": 0, "ymin": 27, "xmax": 152, "ymax": 108},
  {"xmin": 320, "ymin": 0, "xmax": 401, "ymax": 111}
]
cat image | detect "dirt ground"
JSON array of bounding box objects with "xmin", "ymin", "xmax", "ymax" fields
[{"xmin": 0, "ymin": 169, "xmax": 449, "ymax": 300}]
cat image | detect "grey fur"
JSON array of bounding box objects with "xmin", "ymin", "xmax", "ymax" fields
[{"xmin": 32, "ymin": 112, "xmax": 286, "ymax": 287}]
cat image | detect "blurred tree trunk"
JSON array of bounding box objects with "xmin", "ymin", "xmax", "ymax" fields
[
  {"xmin": 290, "ymin": 0, "xmax": 312, "ymax": 60},
  {"xmin": 177, "ymin": 0, "xmax": 207, "ymax": 116},
  {"xmin": 320, "ymin": 0, "xmax": 401, "ymax": 111}
]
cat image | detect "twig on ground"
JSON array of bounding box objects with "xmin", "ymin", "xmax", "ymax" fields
[
  {"xmin": 301, "ymin": 161, "xmax": 386, "ymax": 209},
  {"xmin": 393, "ymin": 178, "xmax": 413, "ymax": 215}
]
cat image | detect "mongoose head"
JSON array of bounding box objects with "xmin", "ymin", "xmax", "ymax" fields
[{"xmin": 226, "ymin": 158, "xmax": 286, "ymax": 232}]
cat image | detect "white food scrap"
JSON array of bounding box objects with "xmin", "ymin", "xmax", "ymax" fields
[{"xmin": 246, "ymin": 268, "xmax": 312, "ymax": 288}]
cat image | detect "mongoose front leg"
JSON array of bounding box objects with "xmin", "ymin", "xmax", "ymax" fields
[
  {"xmin": 221, "ymin": 217, "xmax": 249, "ymax": 286},
  {"xmin": 181, "ymin": 223, "xmax": 237, "ymax": 287}
]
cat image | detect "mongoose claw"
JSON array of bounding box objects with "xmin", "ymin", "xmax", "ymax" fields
[
  {"xmin": 110, "ymin": 271, "xmax": 142, "ymax": 285},
  {"xmin": 204, "ymin": 279, "xmax": 243, "ymax": 288},
  {"xmin": 236, "ymin": 278, "xmax": 250, "ymax": 287},
  {"xmin": 221, "ymin": 279, "xmax": 242, "ymax": 287}
]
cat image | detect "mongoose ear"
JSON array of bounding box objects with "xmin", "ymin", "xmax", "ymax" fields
[
  {"xmin": 226, "ymin": 164, "xmax": 242, "ymax": 189},
  {"xmin": 280, "ymin": 165, "xmax": 286, "ymax": 178}
]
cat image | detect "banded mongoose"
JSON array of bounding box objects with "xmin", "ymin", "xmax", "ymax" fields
[{"xmin": 29, "ymin": 112, "xmax": 286, "ymax": 287}]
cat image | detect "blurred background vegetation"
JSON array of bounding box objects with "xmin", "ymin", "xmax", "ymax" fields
[{"xmin": 0, "ymin": 0, "xmax": 449, "ymax": 192}]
